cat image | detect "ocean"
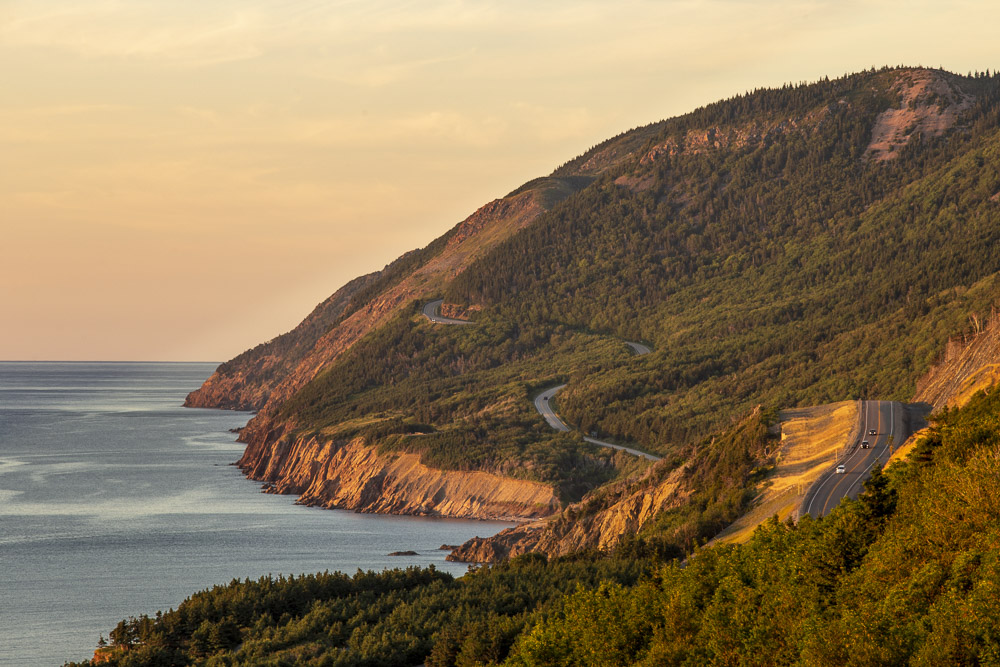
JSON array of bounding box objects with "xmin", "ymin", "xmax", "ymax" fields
[{"xmin": 0, "ymin": 362, "xmax": 512, "ymax": 666}]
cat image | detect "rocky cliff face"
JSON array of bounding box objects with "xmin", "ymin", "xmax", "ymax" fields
[
  {"xmin": 865, "ymin": 69, "xmax": 974, "ymax": 162},
  {"xmin": 915, "ymin": 311, "xmax": 1000, "ymax": 410},
  {"xmin": 449, "ymin": 462, "xmax": 689, "ymax": 561},
  {"xmin": 237, "ymin": 417, "xmax": 559, "ymax": 521}
]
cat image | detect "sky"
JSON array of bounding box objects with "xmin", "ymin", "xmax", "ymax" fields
[{"xmin": 3, "ymin": 0, "xmax": 1000, "ymax": 361}]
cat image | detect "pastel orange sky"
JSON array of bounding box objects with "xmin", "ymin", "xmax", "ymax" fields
[{"xmin": 3, "ymin": 1, "xmax": 999, "ymax": 361}]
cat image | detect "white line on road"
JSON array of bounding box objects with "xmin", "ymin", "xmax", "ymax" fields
[
  {"xmin": 846, "ymin": 401, "xmax": 894, "ymax": 498},
  {"xmin": 806, "ymin": 400, "xmax": 870, "ymax": 517},
  {"xmin": 533, "ymin": 385, "xmax": 660, "ymax": 461}
]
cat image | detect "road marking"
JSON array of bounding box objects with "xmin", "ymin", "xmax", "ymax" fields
[
  {"xmin": 533, "ymin": 385, "xmax": 570, "ymax": 432},
  {"xmin": 807, "ymin": 400, "xmax": 869, "ymax": 517},
  {"xmin": 845, "ymin": 400, "xmax": 894, "ymax": 498},
  {"xmin": 532, "ymin": 385, "xmax": 660, "ymax": 460},
  {"xmin": 821, "ymin": 400, "xmax": 882, "ymax": 516}
]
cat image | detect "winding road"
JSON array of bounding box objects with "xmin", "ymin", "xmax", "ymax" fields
[
  {"xmin": 532, "ymin": 341, "xmax": 661, "ymax": 462},
  {"xmin": 534, "ymin": 384, "xmax": 571, "ymax": 432},
  {"xmin": 422, "ymin": 299, "xmax": 475, "ymax": 325},
  {"xmin": 423, "ymin": 299, "xmax": 659, "ymax": 461},
  {"xmin": 802, "ymin": 399, "xmax": 909, "ymax": 518},
  {"xmin": 423, "ymin": 299, "xmax": 914, "ymax": 517}
]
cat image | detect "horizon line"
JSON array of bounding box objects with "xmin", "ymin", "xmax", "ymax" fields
[{"xmin": 0, "ymin": 359, "xmax": 221, "ymax": 364}]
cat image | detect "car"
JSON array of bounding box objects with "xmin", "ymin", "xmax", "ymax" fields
[
  {"xmin": 861, "ymin": 440, "xmax": 870, "ymax": 449},
  {"xmin": 835, "ymin": 464, "xmax": 846, "ymax": 474},
  {"xmin": 869, "ymin": 429, "xmax": 877, "ymax": 435}
]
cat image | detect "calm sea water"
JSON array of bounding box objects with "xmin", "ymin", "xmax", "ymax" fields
[{"xmin": 0, "ymin": 362, "xmax": 512, "ymax": 666}]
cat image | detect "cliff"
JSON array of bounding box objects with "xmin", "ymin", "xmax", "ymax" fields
[
  {"xmin": 915, "ymin": 310, "xmax": 1000, "ymax": 410},
  {"xmin": 450, "ymin": 407, "xmax": 773, "ymax": 562},
  {"xmin": 184, "ymin": 273, "xmax": 378, "ymax": 411},
  {"xmin": 449, "ymin": 462, "xmax": 688, "ymax": 561},
  {"xmin": 185, "ymin": 154, "xmax": 652, "ymax": 522},
  {"xmin": 237, "ymin": 418, "xmax": 559, "ymax": 521}
]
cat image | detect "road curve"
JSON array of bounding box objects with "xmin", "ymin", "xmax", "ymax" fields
[
  {"xmin": 625, "ymin": 341, "xmax": 652, "ymax": 355},
  {"xmin": 533, "ymin": 384, "xmax": 661, "ymax": 461},
  {"xmin": 802, "ymin": 399, "xmax": 908, "ymax": 518},
  {"xmin": 422, "ymin": 299, "xmax": 475, "ymax": 325},
  {"xmin": 534, "ymin": 385, "xmax": 571, "ymax": 431},
  {"xmin": 422, "ymin": 300, "xmax": 658, "ymax": 461},
  {"xmin": 583, "ymin": 435, "xmax": 661, "ymax": 462}
]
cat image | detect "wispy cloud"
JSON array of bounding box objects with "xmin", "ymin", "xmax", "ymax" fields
[{"xmin": 1, "ymin": 1, "xmax": 265, "ymax": 66}]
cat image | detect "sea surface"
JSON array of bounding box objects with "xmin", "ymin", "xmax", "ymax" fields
[{"xmin": 0, "ymin": 362, "xmax": 512, "ymax": 666}]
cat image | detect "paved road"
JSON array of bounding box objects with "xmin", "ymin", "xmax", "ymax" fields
[
  {"xmin": 802, "ymin": 399, "xmax": 908, "ymax": 518},
  {"xmin": 422, "ymin": 299, "xmax": 474, "ymax": 325},
  {"xmin": 625, "ymin": 341, "xmax": 651, "ymax": 355},
  {"xmin": 534, "ymin": 384, "xmax": 571, "ymax": 432},
  {"xmin": 582, "ymin": 434, "xmax": 661, "ymax": 462},
  {"xmin": 533, "ymin": 384, "xmax": 661, "ymax": 461},
  {"xmin": 424, "ymin": 300, "xmax": 657, "ymax": 461}
]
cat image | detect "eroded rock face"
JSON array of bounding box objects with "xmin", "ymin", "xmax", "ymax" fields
[
  {"xmin": 865, "ymin": 69, "xmax": 974, "ymax": 162},
  {"xmin": 449, "ymin": 463, "xmax": 688, "ymax": 562},
  {"xmin": 237, "ymin": 421, "xmax": 560, "ymax": 522},
  {"xmin": 439, "ymin": 302, "xmax": 481, "ymax": 321},
  {"xmin": 915, "ymin": 309, "xmax": 1000, "ymax": 410}
]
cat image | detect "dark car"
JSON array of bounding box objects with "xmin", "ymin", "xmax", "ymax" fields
[
  {"xmin": 869, "ymin": 429, "xmax": 876, "ymax": 435},
  {"xmin": 861, "ymin": 440, "xmax": 870, "ymax": 449}
]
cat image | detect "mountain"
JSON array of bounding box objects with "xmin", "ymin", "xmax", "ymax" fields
[
  {"xmin": 188, "ymin": 66, "xmax": 1000, "ymax": 544},
  {"xmin": 74, "ymin": 66, "xmax": 1000, "ymax": 667}
]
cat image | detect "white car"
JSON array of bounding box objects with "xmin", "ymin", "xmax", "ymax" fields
[{"xmin": 835, "ymin": 464, "xmax": 846, "ymax": 474}]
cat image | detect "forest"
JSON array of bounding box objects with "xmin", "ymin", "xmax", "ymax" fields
[{"xmin": 67, "ymin": 381, "xmax": 1000, "ymax": 666}]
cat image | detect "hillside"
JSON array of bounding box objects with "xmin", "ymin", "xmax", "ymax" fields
[
  {"xmin": 187, "ymin": 67, "xmax": 1000, "ymax": 531},
  {"xmin": 68, "ymin": 373, "xmax": 1000, "ymax": 666}
]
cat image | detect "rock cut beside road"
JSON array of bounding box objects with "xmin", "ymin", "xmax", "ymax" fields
[{"xmin": 422, "ymin": 299, "xmax": 474, "ymax": 325}]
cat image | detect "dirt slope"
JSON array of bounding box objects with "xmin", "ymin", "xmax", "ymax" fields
[
  {"xmin": 915, "ymin": 311, "xmax": 1000, "ymax": 410},
  {"xmin": 865, "ymin": 69, "xmax": 974, "ymax": 161}
]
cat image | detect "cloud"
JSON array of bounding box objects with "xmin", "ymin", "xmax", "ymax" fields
[{"xmin": 0, "ymin": 1, "xmax": 265, "ymax": 66}]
